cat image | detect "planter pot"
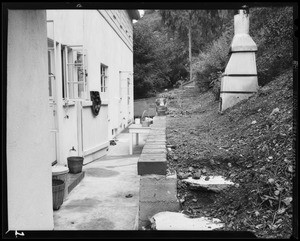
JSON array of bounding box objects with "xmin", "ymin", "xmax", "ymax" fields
[
  {"xmin": 52, "ymin": 179, "xmax": 65, "ymax": 210},
  {"xmin": 67, "ymin": 156, "xmax": 84, "ymax": 174},
  {"xmin": 142, "ymin": 120, "xmax": 150, "ymax": 127},
  {"xmin": 156, "ymin": 106, "xmax": 167, "ymax": 116}
]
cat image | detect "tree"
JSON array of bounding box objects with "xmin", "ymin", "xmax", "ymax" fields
[
  {"xmin": 133, "ymin": 10, "xmax": 188, "ymax": 99},
  {"xmin": 160, "ymin": 10, "xmax": 231, "ymax": 84}
]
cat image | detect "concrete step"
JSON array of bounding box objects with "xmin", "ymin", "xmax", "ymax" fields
[
  {"xmin": 138, "ymin": 154, "xmax": 167, "ymax": 175},
  {"xmin": 139, "ymin": 175, "xmax": 180, "ymax": 230},
  {"xmin": 66, "ymin": 171, "xmax": 85, "ymax": 194}
]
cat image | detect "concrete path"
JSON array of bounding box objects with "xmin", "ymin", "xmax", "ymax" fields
[{"xmin": 53, "ymin": 130, "xmax": 148, "ymax": 230}]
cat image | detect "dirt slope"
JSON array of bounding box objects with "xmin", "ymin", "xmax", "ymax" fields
[{"xmin": 165, "ymin": 68, "xmax": 295, "ymax": 238}]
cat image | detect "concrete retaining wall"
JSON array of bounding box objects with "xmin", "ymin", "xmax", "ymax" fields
[{"xmin": 137, "ymin": 116, "xmax": 180, "ymax": 230}]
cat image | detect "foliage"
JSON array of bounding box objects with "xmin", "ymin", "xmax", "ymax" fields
[
  {"xmin": 160, "ymin": 10, "xmax": 232, "ymax": 53},
  {"xmin": 193, "ymin": 24, "xmax": 233, "ymax": 92},
  {"xmin": 252, "ymin": 7, "xmax": 293, "ymax": 86},
  {"xmin": 133, "ymin": 11, "xmax": 188, "ymax": 99}
]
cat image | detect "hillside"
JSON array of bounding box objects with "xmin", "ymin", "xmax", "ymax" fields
[{"xmin": 165, "ymin": 68, "xmax": 295, "ymax": 238}]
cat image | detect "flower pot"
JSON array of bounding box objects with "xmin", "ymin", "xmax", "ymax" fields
[
  {"xmin": 52, "ymin": 179, "xmax": 65, "ymax": 210},
  {"xmin": 156, "ymin": 106, "xmax": 167, "ymax": 116},
  {"xmin": 67, "ymin": 156, "xmax": 84, "ymax": 174},
  {"xmin": 142, "ymin": 120, "xmax": 150, "ymax": 127}
]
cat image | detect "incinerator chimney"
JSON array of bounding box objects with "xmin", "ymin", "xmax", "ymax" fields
[{"xmin": 220, "ymin": 6, "xmax": 258, "ymax": 111}]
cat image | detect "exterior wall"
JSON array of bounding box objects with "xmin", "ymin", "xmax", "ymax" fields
[
  {"xmin": 7, "ymin": 10, "xmax": 54, "ymax": 230},
  {"xmin": 46, "ymin": 10, "xmax": 134, "ymax": 165}
]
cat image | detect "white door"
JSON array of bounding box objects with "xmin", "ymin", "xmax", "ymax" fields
[
  {"xmin": 47, "ymin": 21, "xmax": 58, "ymax": 165},
  {"xmin": 119, "ymin": 72, "xmax": 132, "ymax": 129}
]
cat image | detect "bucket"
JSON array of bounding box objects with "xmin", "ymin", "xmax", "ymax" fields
[
  {"xmin": 67, "ymin": 156, "xmax": 84, "ymax": 174},
  {"xmin": 142, "ymin": 120, "xmax": 150, "ymax": 127},
  {"xmin": 52, "ymin": 179, "xmax": 65, "ymax": 210}
]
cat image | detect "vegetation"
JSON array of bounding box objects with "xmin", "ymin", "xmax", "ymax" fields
[
  {"xmin": 133, "ymin": 5, "xmax": 295, "ymax": 238},
  {"xmin": 133, "ymin": 10, "xmax": 188, "ymax": 99},
  {"xmin": 133, "ymin": 7, "xmax": 293, "ymax": 99},
  {"xmin": 165, "ymin": 68, "xmax": 294, "ymax": 238},
  {"xmin": 193, "ymin": 6, "xmax": 293, "ymax": 94}
]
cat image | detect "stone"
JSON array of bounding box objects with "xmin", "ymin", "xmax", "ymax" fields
[
  {"xmin": 192, "ymin": 171, "xmax": 201, "ymax": 179},
  {"xmin": 150, "ymin": 211, "xmax": 224, "ymax": 230},
  {"xmin": 182, "ymin": 176, "xmax": 234, "ymax": 192}
]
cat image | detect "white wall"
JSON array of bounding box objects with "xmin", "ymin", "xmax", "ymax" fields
[
  {"xmin": 46, "ymin": 10, "xmax": 134, "ymax": 164},
  {"xmin": 7, "ymin": 10, "xmax": 54, "ymax": 230}
]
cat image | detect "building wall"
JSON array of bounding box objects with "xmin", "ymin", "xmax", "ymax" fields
[
  {"xmin": 46, "ymin": 10, "xmax": 134, "ymax": 165},
  {"xmin": 7, "ymin": 10, "xmax": 54, "ymax": 230}
]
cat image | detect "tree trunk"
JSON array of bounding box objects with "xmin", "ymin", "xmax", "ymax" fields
[{"xmin": 188, "ymin": 24, "xmax": 192, "ymax": 83}]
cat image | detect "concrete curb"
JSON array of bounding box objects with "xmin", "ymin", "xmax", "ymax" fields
[{"xmin": 137, "ymin": 116, "xmax": 180, "ymax": 230}]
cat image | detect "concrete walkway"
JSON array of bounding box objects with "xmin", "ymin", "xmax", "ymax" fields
[{"xmin": 53, "ymin": 130, "xmax": 148, "ymax": 230}]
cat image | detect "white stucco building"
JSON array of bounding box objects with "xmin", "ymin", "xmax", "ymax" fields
[{"xmin": 7, "ymin": 9, "xmax": 139, "ymax": 230}]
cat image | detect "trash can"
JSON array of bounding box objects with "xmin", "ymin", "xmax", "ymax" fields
[
  {"xmin": 67, "ymin": 156, "xmax": 84, "ymax": 174},
  {"xmin": 52, "ymin": 179, "xmax": 65, "ymax": 210}
]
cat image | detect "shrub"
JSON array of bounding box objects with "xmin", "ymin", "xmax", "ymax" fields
[{"xmin": 193, "ymin": 25, "xmax": 233, "ymax": 92}]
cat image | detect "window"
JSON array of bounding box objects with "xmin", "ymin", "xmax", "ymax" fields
[
  {"xmin": 100, "ymin": 64, "xmax": 108, "ymax": 93},
  {"xmin": 47, "ymin": 39, "xmax": 55, "ymax": 100},
  {"xmin": 63, "ymin": 45, "xmax": 88, "ymax": 100}
]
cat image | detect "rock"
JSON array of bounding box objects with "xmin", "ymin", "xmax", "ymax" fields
[
  {"xmin": 188, "ymin": 167, "xmax": 194, "ymax": 172},
  {"xmin": 173, "ymin": 156, "xmax": 178, "ymax": 161},
  {"xmin": 192, "ymin": 171, "xmax": 201, "ymax": 179},
  {"xmin": 228, "ymin": 163, "xmax": 232, "ymax": 168},
  {"xmin": 270, "ymin": 108, "xmax": 280, "ymax": 116},
  {"xmin": 202, "ymin": 168, "xmax": 207, "ymax": 174},
  {"xmin": 251, "ymin": 120, "xmax": 257, "ymax": 125},
  {"xmin": 178, "ymin": 172, "xmax": 190, "ymax": 179},
  {"xmin": 209, "ymin": 159, "xmax": 215, "ymax": 165},
  {"xmin": 177, "ymin": 172, "xmax": 185, "ymax": 179},
  {"xmin": 268, "ymin": 178, "xmax": 275, "ymax": 184},
  {"xmin": 282, "ymin": 197, "xmax": 292, "ymax": 206},
  {"xmin": 183, "ymin": 176, "xmax": 234, "ymax": 192},
  {"xmin": 150, "ymin": 211, "xmax": 224, "ymax": 230},
  {"xmin": 192, "ymin": 199, "xmax": 197, "ymax": 202}
]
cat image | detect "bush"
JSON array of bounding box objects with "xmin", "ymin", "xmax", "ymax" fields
[
  {"xmin": 193, "ymin": 25, "xmax": 233, "ymax": 92},
  {"xmin": 253, "ymin": 7, "xmax": 293, "ymax": 86}
]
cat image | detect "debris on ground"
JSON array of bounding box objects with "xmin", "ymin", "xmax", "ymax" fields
[
  {"xmin": 150, "ymin": 211, "xmax": 224, "ymax": 230},
  {"xmin": 183, "ymin": 176, "xmax": 234, "ymax": 192}
]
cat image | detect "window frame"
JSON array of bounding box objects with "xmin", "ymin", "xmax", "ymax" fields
[
  {"xmin": 100, "ymin": 64, "xmax": 108, "ymax": 93},
  {"xmin": 62, "ymin": 45, "xmax": 89, "ymax": 101}
]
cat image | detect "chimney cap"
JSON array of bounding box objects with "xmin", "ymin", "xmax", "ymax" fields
[{"xmin": 234, "ymin": 5, "xmax": 249, "ymax": 15}]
